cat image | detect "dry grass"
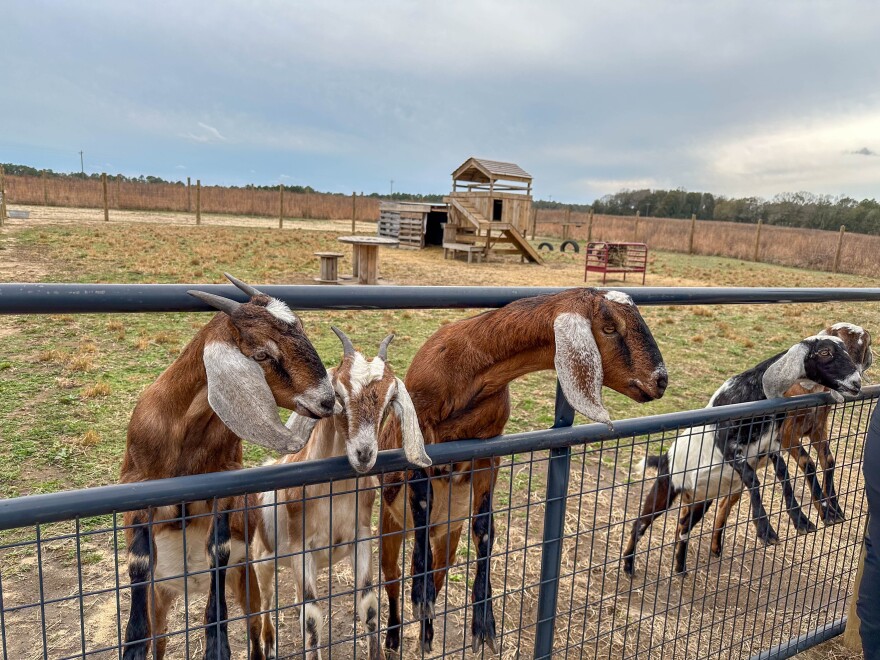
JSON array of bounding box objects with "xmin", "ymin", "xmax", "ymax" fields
[
  {"xmin": 537, "ymin": 210, "xmax": 879, "ymax": 277},
  {"xmin": 81, "ymin": 382, "xmax": 111, "ymax": 398}
]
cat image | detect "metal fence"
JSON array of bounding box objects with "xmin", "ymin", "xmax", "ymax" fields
[{"xmin": 1, "ymin": 284, "xmax": 879, "ymax": 659}]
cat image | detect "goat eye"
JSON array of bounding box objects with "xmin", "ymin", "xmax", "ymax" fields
[
  {"xmin": 603, "ymin": 325, "xmax": 616, "ymax": 335},
  {"xmin": 252, "ymin": 350, "xmax": 269, "ymax": 361},
  {"xmin": 818, "ymin": 349, "xmax": 832, "ymax": 357}
]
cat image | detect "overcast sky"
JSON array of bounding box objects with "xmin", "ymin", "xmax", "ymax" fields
[{"xmin": 2, "ymin": 1, "xmax": 879, "ymax": 202}]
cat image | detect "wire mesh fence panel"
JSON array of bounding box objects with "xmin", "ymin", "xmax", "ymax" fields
[{"xmin": 0, "ymin": 391, "xmax": 875, "ymax": 659}]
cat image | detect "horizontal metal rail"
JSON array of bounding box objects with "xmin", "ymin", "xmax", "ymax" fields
[
  {"xmin": 1, "ymin": 386, "xmax": 876, "ymax": 532},
  {"xmin": 3, "ymin": 283, "xmax": 880, "ymax": 314}
]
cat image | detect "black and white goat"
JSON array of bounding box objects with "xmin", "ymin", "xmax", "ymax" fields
[
  {"xmin": 253, "ymin": 328, "xmax": 430, "ymax": 660},
  {"xmin": 622, "ymin": 334, "xmax": 861, "ymax": 576}
]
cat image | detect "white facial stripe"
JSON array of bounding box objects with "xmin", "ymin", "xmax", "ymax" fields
[
  {"xmin": 348, "ymin": 353, "xmax": 387, "ymax": 396},
  {"xmin": 806, "ymin": 333, "xmax": 844, "ymax": 345},
  {"xmin": 603, "ymin": 290, "xmax": 634, "ymax": 306},
  {"xmin": 266, "ymin": 298, "xmax": 297, "ymax": 324}
]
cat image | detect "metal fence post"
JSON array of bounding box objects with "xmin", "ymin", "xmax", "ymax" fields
[{"xmin": 534, "ymin": 380, "xmax": 575, "ymax": 659}]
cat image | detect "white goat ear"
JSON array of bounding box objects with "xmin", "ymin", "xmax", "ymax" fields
[
  {"xmin": 204, "ymin": 341, "xmax": 310, "ymax": 454},
  {"xmin": 391, "ymin": 377, "xmax": 431, "ymax": 467},
  {"xmin": 762, "ymin": 343, "xmax": 808, "ymax": 399},
  {"xmin": 285, "ymin": 410, "xmax": 320, "ymax": 442},
  {"xmin": 553, "ymin": 312, "xmax": 612, "ymax": 428}
]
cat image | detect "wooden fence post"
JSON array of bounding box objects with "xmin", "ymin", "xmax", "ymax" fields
[
  {"xmin": 187, "ymin": 177, "xmax": 192, "ymax": 212},
  {"xmin": 0, "ymin": 165, "xmax": 6, "ymax": 227},
  {"xmin": 688, "ymin": 213, "xmax": 697, "ymax": 254},
  {"xmin": 196, "ymin": 180, "xmax": 201, "ymax": 225},
  {"xmin": 587, "ymin": 209, "xmax": 594, "ymax": 244},
  {"xmin": 279, "ymin": 185, "xmax": 284, "ymax": 229},
  {"xmin": 753, "ymin": 219, "xmax": 763, "ymax": 262},
  {"xmin": 42, "ymin": 171, "xmax": 49, "ymax": 206},
  {"xmin": 562, "ymin": 207, "xmax": 572, "ymax": 241},
  {"xmin": 352, "ymin": 192, "xmax": 357, "ymax": 233},
  {"xmin": 833, "ymin": 224, "xmax": 846, "ymax": 273},
  {"xmin": 842, "ymin": 517, "xmax": 868, "ymax": 652},
  {"xmin": 530, "ymin": 207, "xmax": 537, "ymax": 240},
  {"xmin": 102, "ymin": 173, "xmax": 109, "ymax": 222},
  {"xmin": 634, "ymin": 210, "xmax": 640, "ymax": 242}
]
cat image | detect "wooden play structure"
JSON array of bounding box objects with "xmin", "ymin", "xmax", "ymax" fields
[
  {"xmin": 584, "ymin": 242, "xmax": 648, "ymax": 284},
  {"xmin": 443, "ymin": 158, "xmax": 542, "ymax": 264}
]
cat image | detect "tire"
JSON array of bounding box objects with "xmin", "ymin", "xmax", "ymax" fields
[
  {"xmin": 538, "ymin": 242, "xmax": 554, "ymax": 251},
  {"xmin": 560, "ymin": 240, "xmax": 580, "ymax": 253}
]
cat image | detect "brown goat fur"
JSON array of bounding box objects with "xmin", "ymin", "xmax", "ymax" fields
[
  {"xmin": 378, "ymin": 287, "xmax": 666, "ymax": 653},
  {"xmin": 120, "ymin": 279, "xmax": 333, "ymax": 660}
]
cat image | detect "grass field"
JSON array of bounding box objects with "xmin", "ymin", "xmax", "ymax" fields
[{"xmin": 0, "ymin": 212, "xmax": 876, "ymax": 658}]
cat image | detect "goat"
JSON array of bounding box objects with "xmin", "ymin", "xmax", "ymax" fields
[
  {"xmin": 378, "ymin": 288, "xmax": 668, "ymax": 654},
  {"xmin": 710, "ymin": 322, "xmax": 872, "ymax": 555},
  {"xmin": 622, "ymin": 333, "xmax": 862, "ymax": 577},
  {"xmin": 120, "ymin": 274, "xmax": 335, "ymax": 660},
  {"xmin": 253, "ymin": 328, "xmax": 430, "ymax": 660}
]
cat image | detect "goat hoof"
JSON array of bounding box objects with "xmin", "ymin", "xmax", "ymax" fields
[
  {"xmin": 795, "ymin": 520, "xmax": 817, "ymax": 535},
  {"xmin": 823, "ymin": 508, "xmax": 846, "ymax": 525},
  {"xmin": 420, "ymin": 618, "xmax": 434, "ymax": 653},
  {"xmin": 471, "ymin": 603, "xmax": 497, "ymax": 654},
  {"xmin": 710, "ymin": 546, "xmax": 722, "ymax": 558},
  {"xmin": 758, "ymin": 531, "xmax": 780, "ymax": 546},
  {"xmin": 384, "ymin": 628, "xmax": 401, "ymax": 653},
  {"xmin": 622, "ymin": 557, "xmax": 635, "ymax": 576}
]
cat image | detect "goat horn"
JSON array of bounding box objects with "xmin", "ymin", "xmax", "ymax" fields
[
  {"xmin": 188, "ymin": 290, "xmax": 241, "ymax": 316},
  {"xmin": 331, "ymin": 326, "xmax": 356, "ymax": 357},
  {"xmin": 378, "ymin": 334, "xmax": 395, "ymax": 361},
  {"xmin": 224, "ymin": 273, "xmax": 264, "ymax": 298}
]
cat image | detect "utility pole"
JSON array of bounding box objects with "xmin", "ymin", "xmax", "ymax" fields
[{"xmin": 79, "ymin": 151, "xmax": 84, "ymax": 175}]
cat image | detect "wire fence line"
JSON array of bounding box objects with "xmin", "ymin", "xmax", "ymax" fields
[{"xmin": 1, "ymin": 286, "xmax": 879, "ymax": 659}]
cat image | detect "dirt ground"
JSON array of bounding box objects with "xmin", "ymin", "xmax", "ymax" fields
[{"xmin": 0, "ymin": 208, "xmax": 875, "ymax": 659}]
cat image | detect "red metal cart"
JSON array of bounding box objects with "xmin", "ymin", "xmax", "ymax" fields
[{"xmin": 584, "ymin": 241, "xmax": 648, "ymax": 285}]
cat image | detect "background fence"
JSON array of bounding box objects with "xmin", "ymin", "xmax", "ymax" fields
[
  {"xmin": 1, "ymin": 171, "xmax": 877, "ymax": 277},
  {"xmin": 1, "ymin": 285, "xmax": 878, "ymax": 660}
]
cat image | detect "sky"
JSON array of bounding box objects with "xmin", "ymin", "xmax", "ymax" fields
[{"xmin": 2, "ymin": 1, "xmax": 879, "ymax": 203}]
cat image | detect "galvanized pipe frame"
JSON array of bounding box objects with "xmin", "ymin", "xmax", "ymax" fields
[{"xmin": 3, "ymin": 283, "xmax": 880, "ymax": 314}]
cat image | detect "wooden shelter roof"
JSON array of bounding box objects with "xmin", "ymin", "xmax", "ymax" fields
[{"xmin": 452, "ymin": 157, "xmax": 532, "ymax": 184}]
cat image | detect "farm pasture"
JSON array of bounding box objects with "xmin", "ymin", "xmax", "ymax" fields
[{"xmin": 0, "ymin": 212, "xmax": 875, "ymax": 658}]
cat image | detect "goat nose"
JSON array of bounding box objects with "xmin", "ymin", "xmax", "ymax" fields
[
  {"xmin": 316, "ymin": 393, "xmax": 336, "ymax": 415},
  {"xmin": 357, "ymin": 448, "xmax": 373, "ymax": 465},
  {"xmin": 655, "ymin": 371, "xmax": 668, "ymax": 394}
]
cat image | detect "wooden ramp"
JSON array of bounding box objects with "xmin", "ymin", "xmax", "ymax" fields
[{"xmin": 447, "ymin": 197, "xmax": 542, "ymax": 264}]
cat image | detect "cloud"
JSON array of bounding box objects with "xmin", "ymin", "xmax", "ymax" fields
[
  {"xmin": 182, "ymin": 121, "xmax": 227, "ymax": 143},
  {"xmin": 174, "ymin": 164, "xmax": 186, "ymax": 169},
  {"xmin": 849, "ymin": 147, "xmax": 878, "ymax": 156}
]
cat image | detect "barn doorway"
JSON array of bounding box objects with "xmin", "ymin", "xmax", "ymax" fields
[
  {"xmin": 493, "ymin": 199, "xmax": 503, "ymax": 221},
  {"xmin": 425, "ymin": 211, "xmax": 446, "ymax": 246}
]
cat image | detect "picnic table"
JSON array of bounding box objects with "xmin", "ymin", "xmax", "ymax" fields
[{"xmin": 337, "ymin": 235, "xmax": 399, "ymax": 285}]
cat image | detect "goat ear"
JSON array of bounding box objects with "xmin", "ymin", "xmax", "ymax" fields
[
  {"xmin": 204, "ymin": 341, "xmax": 311, "ymax": 453},
  {"xmin": 762, "ymin": 343, "xmax": 808, "ymax": 399},
  {"xmin": 553, "ymin": 312, "xmax": 612, "ymax": 428},
  {"xmin": 391, "ymin": 377, "xmax": 431, "ymax": 467}
]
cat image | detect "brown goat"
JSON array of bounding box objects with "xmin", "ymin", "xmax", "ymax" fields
[
  {"xmin": 120, "ymin": 274, "xmax": 335, "ymax": 660},
  {"xmin": 710, "ymin": 322, "xmax": 872, "ymax": 557},
  {"xmin": 378, "ymin": 288, "xmax": 667, "ymax": 654},
  {"xmin": 253, "ymin": 328, "xmax": 429, "ymax": 660}
]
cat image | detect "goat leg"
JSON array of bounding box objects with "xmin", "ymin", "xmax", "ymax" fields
[
  {"xmin": 732, "ymin": 454, "xmax": 779, "ymax": 545},
  {"xmin": 770, "ymin": 452, "xmax": 816, "ymax": 534},
  {"xmin": 408, "ymin": 469, "xmax": 436, "ymax": 623},
  {"xmin": 204, "ymin": 510, "xmax": 232, "ymax": 660},
  {"xmin": 470, "ymin": 490, "xmax": 498, "ymax": 653},
  {"xmin": 673, "ymin": 500, "xmax": 712, "ymax": 575},
  {"xmin": 814, "ymin": 432, "xmax": 845, "ymax": 524},
  {"xmin": 623, "ymin": 472, "xmax": 678, "ymax": 576},
  {"xmin": 122, "ymin": 514, "xmax": 153, "ymax": 660}
]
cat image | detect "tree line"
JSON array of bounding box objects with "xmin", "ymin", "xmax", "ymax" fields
[{"xmin": 592, "ymin": 188, "xmax": 880, "ymax": 236}]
